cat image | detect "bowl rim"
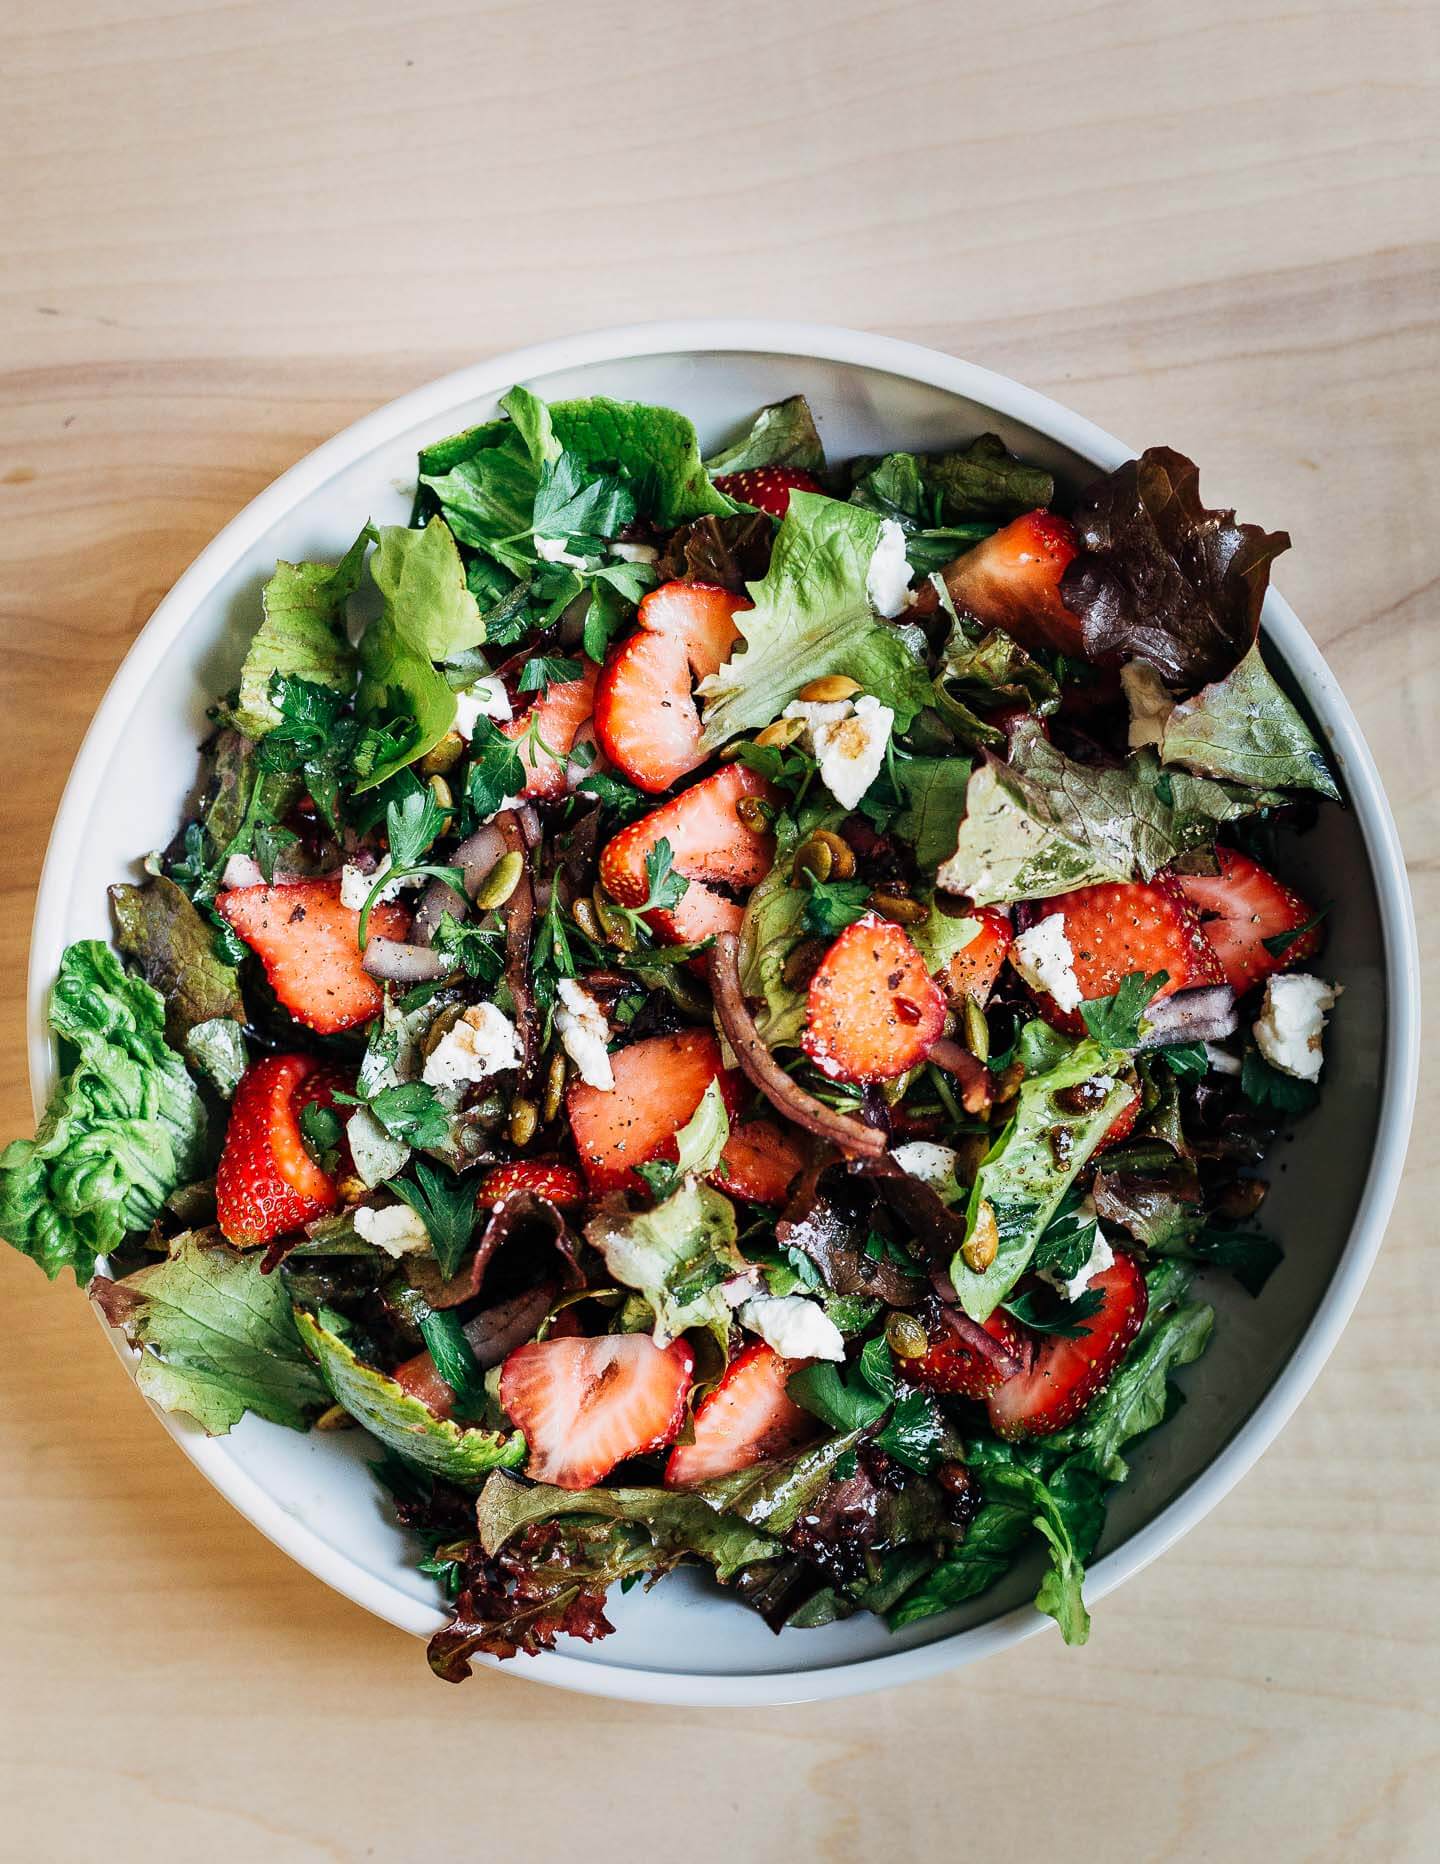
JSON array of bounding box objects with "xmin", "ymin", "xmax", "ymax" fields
[{"xmin": 27, "ymin": 319, "xmax": 1421, "ymax": 1707}]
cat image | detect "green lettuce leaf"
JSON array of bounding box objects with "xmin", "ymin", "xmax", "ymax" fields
[
  {"xmin": 1160, "ymin": 642, "xmax": 1340, "ymax": 799},
  {"xmin": 955, "ymin": 1041, "xmax": 1136, "ymax": 1320},
  {"xmin": 697, "ymin": 494, "xmax": 934, "ymax": 749},
  {"xmin": 909, "ymin": 897, "xmax": 983, "ymax": 976},
  {"xmin": 704, "ymin": 395, "xmax": 825, "ymax": 475},
  {"xmin": 549, "ymin": 395, "xmax": 733, "ymax": 527},
  {"xmin": 584, "ymin": 1178, "xmax": 747, "ymax": 1347},
  {"xmin": 926, "ymin": 434, "xmax": 1056, "ymax": 520},
  {"xmin": 0, "ymin": 942, "xmax": 208, "ymax": 1282},
  {"xmin": 694, "ymin": 1430, "xmax": 867, "ymax": 1534},
  {"xmin": 294, "ymin": 1309, "xmax": 524, "ymax": 1486},
  {"xmin": 183, "ymin": 1017, "xmax": 248, "ymax": 1100},
  {"xmin": 369, "ymin": 517, "xmax": 484, "ymax": 664},
  {"xmin": 846, "ymin": 451, "xmax": 999, "ymax": 578},
  {"xmin": 110, "ymin": 876, "xmax": 245, "ymax": 1048},
  {"xmin": 90, "ymin": 1230, "xmax": 329, "ymax": 1433},
  {"xmin": 229, "ymin": 527, "xmax": 370, "ymax": 738},
  {"xmin": 891, "ymin": 754, "xmax": 973, "ymax": 870}
]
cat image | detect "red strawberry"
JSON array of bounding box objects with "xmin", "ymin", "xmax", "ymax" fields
[
  {"xmin": 501, "ymin": 1333, "xmax": 695, "ymax": 1489},
  {"xmin": 392, "ymin": 1348, "xmax": 459, "ymax": 1419},
  {"xmin": 502, "ymin": 657, "xmax": 599, "ymax": 801},
  {"xmin": 910, "ymin": 1304, "xmax": 1029, "ymax": 1402},
  {"xmin": 599, "ymin": 764, "xmax": 776, "ymax": 948},
  {"xmin": 1020, "ymin": 879, "xmax": 1226, "ymax": 1036},
  {"xmin": 938, "ymin": 907, "xmax": 1013, "ymax": 1006},
  {"xmin": 941, "ymin": 510, "xmax": 1081, "ymax": 658},
  {"xmin": 1095, "ymin": 1093, "xmax": 1140, "ymax": 1153},
  {"xmin": 477, "ymin": 1160, "xmax": 586, "ymax": 1210},
  {"xmin": 592, "ymin": 629, "xmax": 705, "ymax": 793},
  {"xmin": 802, "ymin": 913, "xmax": 947, "ymax": 1084},
  {"xmin": 717, "ymin": 1119, "xmax": 808, "ymax": 1206},
  {"xmin": 566, "ymin": 1028, "xmax": 744, "ymax": 1193},
  {"xmin": 1174, "ymin": 848, "xmax": 1322, "ymax": 998},
  {"xmin": 664, "ymin": 1342, "xmax": 819, "ymax": 1487},
  {"xmin": 987, "ymin": 1249, "xmax": 1149, "ymax": 1439},
  {"xmin": 215, "ymin": 1054, "xmax": 349, "ymax": 1248},
  {"xmin": 711, "ymin": 466, "xmax": 822, "ymax": 517},
  {"xmin": 216, "ymin": 878, "xmax": 409, "ymax": 1035},
  {"xmin": 637, "ymin": 580, "xmax": 750, "ymax": 681}
]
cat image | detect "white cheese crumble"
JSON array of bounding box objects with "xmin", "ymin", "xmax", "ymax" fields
[
  {"xmin": 340, "ymin": 857, "xmax": 405, "ymax": 912},
  {"xmin": 421, "ymin": 1001, "xmax": 522, "ymax": 1088},
  {"xmin": 866, "ymin": 517, "xmax": 916, "ymax": 618},
  {"xmin": 782, "ymin": 693, "xmax": 895, "ymax": 811},
  {"xmin": 534, "ymin": 534, "xmax": 592, "ymax": 570},
  {"xmin": 353, "ymin": 1202, "xmax": 432, "ymax": 1258},
  {"xmin": 554, "ymin": 977, "xmax": 614, "ymax": 1091},
  {"xmin": 1120, "ymin": 660, "xmax": 1174, "ymax": 750},
  {"xmin": 1204, "ymin": 1042, "xmax": 1242, "ymax": 1076},
  {"xmin": 1009, "ymin": 914, "xmax": 1083, "ymax": 1013},
  {"xmin": 453, "ymin": 677, "xmax": 512, "ymax": 737},
  {"xmin": 889, "ymin": 1141, "xmax": 961, "ymax": 1190},
  {"xmin": 608, "ymin": 541, "xmax": 659, "ymax": 565},
  {"xmin": 1252, "ymin": 973, "xmax": 1340, "ymax": 1082},
  {"xmin": 736, "ymin": 1294, "xmax": 846, "ymax": 1363},
  {"xmin": 1038, "ymin": 1210, "xmax": 1115, "ymax": 1303}
]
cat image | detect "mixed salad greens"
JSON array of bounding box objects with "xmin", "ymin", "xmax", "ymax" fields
[{"xmin": 0, "ymin": 387, "xmax": 1343, "ymax": 1681}]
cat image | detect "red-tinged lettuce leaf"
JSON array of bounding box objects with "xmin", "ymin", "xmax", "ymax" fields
[
  {"xmin": 110, "ymin": 876, "xmax": 245, "ymax": 1049},
  {"xmin": 428, "ymin": 1523, "xmax": 617, "ymax": 1680},
  {"xmin": 1160, "ymin": 642, "xmax": 1340, "ymax": 799},
  {"xmin": 1061, "ymin": 448, "xmax": 1290, "ymax": 688}
]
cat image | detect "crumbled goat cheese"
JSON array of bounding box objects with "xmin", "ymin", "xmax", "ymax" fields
[
  {"xmin": 1204, "ymin": 1042, "xmax": 1242, "ymax": 1076},
  {"xmin": 866, "ymin": 517, "xmax": 916, "ymax": 618},
  {"xmin": 340, "ymin": 857, "xmax": 405, "ymax": 912},
  {"xmin": 554, "ymin": 977, "xmax": 614, "ymax": 1091},
  {"xmin": 353, "ymin": 1202, "xmax": 432, "ymax": 1258},
  {"xmin": 890, "ymin": 1141, "xmax": 961, "ymax": 1190},
  {"xmin": 1253, "ymin": 973, "xmax": 1340, "ymax": 1082},
  {"xmin": 453, "ymin": 678, "xmax": 512, "ymax": 736},
  {"xmin": 1120, "ymin": 660, "xmax": 1174, "ymax": 750},
  {"xmin": 534, "ymin": 534, "xmax": 591, "ymax": 570},
  {"xmin": 421, "ymin": 1001, "xmax": 522, "ymax": 1088},
  {"xmin": 1039, "ymin": 1209, "xmax": 1115, "ymax": 1303},
  {"xmin": 737, "ymin": 1294, "xmax": 846, "ymax": 1362},
  {"xmin": 783, "ymin": 693, "xmax": 894, "ymax": 811},
  {"xmin": 1009, "ymin": 914, "xmax": 1083, "ymax": 1013},
  {"xmin": 608, "ymin": 541, "xmax": 659, "ymax": 564}
]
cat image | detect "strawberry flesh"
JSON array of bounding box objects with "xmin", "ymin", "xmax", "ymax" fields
[
  {"xmin": 665, "ymin": 1341, "xmax": 819, "ymax": 1487},
  {"xmin": 501, "ymin": 1333, "xmax": 695, "ymax": 1489},
  {"xmin": 711, "ymin": 466, "xmax": 822, "ymax": 518},
  {"xmin": 502, "ymin": 658, "xmax": 599, "ymax": 801},
  {"xmin": 716, "ymin": 1118, "xmax": 808, "ymax": 1206},
  {"xmin": 566, "ymin": 1028, "xmax": 744, "ymax": 1193},
  {"xmin": 477, "ymin": 1160, "xmax": 586, "ymax": 1210},
  {"xmin": 910, "ymin": 1302, "xmax": 1029, "ymax": 1402},
  {"xmin": 1174, "ymin": 847, "xmax": 1321, "ymax": 998},
  {"xmin": 216, "ymin": 878, "xmax": 409, "ymax": 1035},
  {"xmin": 215, "ymin": 1054, "xmax": 349, "ymax": 1248},
  {"xmin": 942, "ymin": 510, "xmax": 1082, "ymax": 658},
  {"xmin": 802, "ymin": 913, "xmax": 947, "ymax": 1083},
  {"xmin": 987, "ymin": 1249, "xmax": 1148, "ymax": 1439},
  {"xmin": 593, "ymin": 628, "xmax": 705, "ymax": 793},
  {"xmin": 637, "ymin": 580, "xmax": 750, "ymax": 680},
  {"xmin": 937, "ymin": 906, "xmax": 1013, "ymax": 1006}
]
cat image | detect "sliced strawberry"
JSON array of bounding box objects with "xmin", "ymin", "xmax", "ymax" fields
[
  {"xmin": 664, "ymin": 1342, "xmax": 819, "ymax": 1487},
  {"xmin": 215, "ymin": 1054, "xmax": 349, "ymax": 1248},
  {"xmin": 592, "ymin": 628, "xmax": 703, "ymax": 793},
  {"xmin": 501, "ymin": 1333, "xmax": 695, "ymax": 1489},
  {"xmin": 711, "ymin": 466, "xmax": 822, "ymax": 518},
  {"xmin": 942, "ymin": 511, "xmax": 1081, "ymax": 658},
  {"xmin": 392, "ymin": 1349, "xmax": 458, "ymax": 1419},
  {"xmin": 599, "ymin": 764, "xmax": 776, "ymax": 947},
  {"xmin": 566, "ymin": 1028, "xmax": 744, "ymax": 1193},
  {"xmin": 1095, "ymin": 1093, "xmax": 1140, "ymax": 1152},
  {"xmin": 637, "ymin": 580, "xmax": 750, "ymax": 681},
  {"xmin": 502, "ymin": 657, "xmax": 599, "ymax": 801},
  {"xmin": 717, "ymin": 1119, "xmax": 808, "ymax": 1205},
  {"xmin": 802, "ymin": 913, "xmax": 947, "ymax": 1084},
  {"xmin": 1174, "ymin": 847, "xmax": 1322, "ymax": 998},
  {"xmin": 477, "ymin": 1160, "xmax": 586, "ymax": 1210},
  {"xmin": 987, "ymin": 1249, "xmax": 1148, "ymax": 1439},
  {"xmin": 910, "ymin": 1303, "xmax": 1029, "ymax": 1402},
  {"xmin": 938, "ymin": 907, "xmax": 1013, "ymax": 1006},
  {"xmin": 216, "ymin": 878, "xmax": 408, "ymax": 1035},
  {"xmin": 1021, "ymin": 879, "xmax": 1226, "ymax": 1036}
]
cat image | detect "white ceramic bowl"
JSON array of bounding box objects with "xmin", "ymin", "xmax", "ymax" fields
[{"xmin": 29, "ymin": 322, "xmax": 1420, "ymax": 1706}]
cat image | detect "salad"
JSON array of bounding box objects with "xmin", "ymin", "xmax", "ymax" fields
[{"xmin": 0, "ymin": 387, "xmax": 1343, "ymax": 1682}]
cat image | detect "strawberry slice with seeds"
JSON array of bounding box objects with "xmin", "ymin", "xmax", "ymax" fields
[
  {"xmin": 477, "ymin": 1160, "xmax": 586, "ymax": 1210},
  {"xmin": 938, "ymin": 907, "xmax": 1013, "ymax": 1006},
  {"xmin": 802, "ymin": 912, "xmax": 947, "ymax": 1083},
  {"xmin": 216, "ymin": 878, "xmax": 409, "ymax": 1035},
  {"xmin": 215, "ymin": 1054, "xmax": 350, "ymax": 1248},
  {"xmin": 502, "ymin": 657, "xmax": 599, "ymax": 801},
  {"xmin": 664, "ymin": 1341, "xmax": 819, "ymax": 1487},
  {"xmin": 566, "ymin": 1028, "xmax": 744, "ymax": 1193},
  {"xmin": 599, "ymin": 763, "xmax": 776, "ymax": 947},
  {"xmin": 1173, "ymin": 847, "xmax": 1322, "ymax": 998},
  {"xmin": 392, "ymin": 1349, "xmax": 461, "ymax": 1420},
  {"xmin": 637, "ymin": 580, "xmax": 750, "ymax": 680},
  {"xmin": 942, "ymin": 510, "xmax": 1081, "ymax": 658},
  {"xmin": 717, "ymin": 1118, "xmax": 808, "ymax": 1206},
  {"xmin": 501, "ymin": 1333, "xmax": 695, "ymax": 1489},
  {"xmin": 711, "ymin": 466, "xmax": 822, "ymax": 517},
  {"xmin": 1022, "ymin": 879, "xmax": 1226, "ymax": 1036},
  {"xmin": 910, "ymin": 1303, "xmax": 1029, "ymax": 1402},
  {"xmin": 987, "ymin": 1249, "xmax": 1148, "ymax": 1439},
  {"xmin": 593, "ymin": 629, "xmax": 704, "ymax": 793}
]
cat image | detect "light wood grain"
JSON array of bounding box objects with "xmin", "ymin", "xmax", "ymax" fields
[{"xmin": 1, "ymin": 1, "xmax": 1437, "ymax": 1858}]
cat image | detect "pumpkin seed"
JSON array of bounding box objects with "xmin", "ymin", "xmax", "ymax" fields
[
  {"xmin": 885, "ymin": 1312, "xmax": 929, "ymax": 1359},
  {"xmin": 474, "ymin": 850, "xmax": 523, "ymax": 911},
  {"xmin": 798, "ymin": 674, "xmax": 862, "ymax": 703},
  {"xmin": 961, "ymin": 1200, "xmax": 999, "ymax": 1274},
  {"xmin": 868, "ymin": 890, "xmax": 927, "ymax": 926},
  {"xmin": 509, "ymin": 1097, "xmax": 538, "ymax": 1148},
  {"xmin": 754, "ymin": 716, "xmax": 805, "ymax": 750},
  {"xmin": 417, "ymin": 731, "xmax": 465, "ymax": 778}
]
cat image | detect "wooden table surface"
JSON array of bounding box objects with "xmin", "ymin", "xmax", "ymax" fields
[{"xmin": 2, "ymin": 2, "xmax": 1436, "ymax": 1858}]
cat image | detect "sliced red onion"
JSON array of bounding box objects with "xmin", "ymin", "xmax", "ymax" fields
[
  {"xmin": 926, "ymin": 1037, "xmax": 994, "ymax": 1112},
  {"xmin": 516, "ymin": 802, "xmax": 541, "ymax": 848},
  {"xmin": 361, "ymin": 937, "xmax": 453, "ymax": 983},
  {"xmin": 221, "ymin": 853, "xmax": 264, "ymax": 890},
  {"xmin": 930, "ymin": 1300, "xmax": 1026, "ymax": 1380},
  {"xmin": 412, "ymin": 823, "xmax": 508, "ymax": 946},
  {"xmin": 1135, "ymin": 984, "xmax": 1239, "ymax": 1050},
  {"xmin": 463, "ymin": 1282, "xmax": 557, "ymax": 1369}
]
